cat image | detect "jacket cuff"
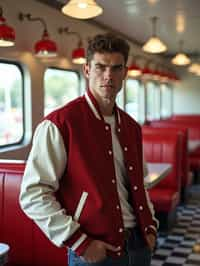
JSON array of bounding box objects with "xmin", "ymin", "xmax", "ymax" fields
[
  {"xmin": 153, "ymin": 218, "xmax": 159, "ymax": 229},
  {"xmin": 145, "ymin": 225, "xmax": 157, "ymax": 238},
  {"xmin": 63, "ymin": 228, "xmax": 93, "ymax": 256}
]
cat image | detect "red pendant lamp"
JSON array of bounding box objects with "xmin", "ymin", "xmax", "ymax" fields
[
  {"xmin": 128, "ymin": 63, "xmax": 142, "ymax": 78},
  {"xmin": 72, "ymin": 46, "xmax": 86, "ymax": 64},
  {"xmin": 19, "ymin": 12, "xmax": 57, "ymax": 58},
  {"xmin": 0, "ymin": 6, "xmax": 15, "ymax": 47},
  {"xmin": 34, "ymin": 29, "xmax": 57, "ymax": 58},
  {"xmin": 141, "ymin": 67, "xmax": 154, "ymax": 80},
  {"xmin": 58, "ymin": 27, "xmax": 86, "ymax": 64}
]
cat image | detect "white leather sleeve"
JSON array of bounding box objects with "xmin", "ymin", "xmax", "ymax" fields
[{"xmin": 19, "ymin": 120, "xmax": 80, "ymax": 247}]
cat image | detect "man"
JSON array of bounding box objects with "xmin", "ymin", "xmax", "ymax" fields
[{"xmin": 20, "ymin": 33, "xmax": 158, "ymax": 266}]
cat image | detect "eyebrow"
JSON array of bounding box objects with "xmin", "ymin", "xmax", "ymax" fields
[{"xmin": 94, "ymin": 62, "xmax": 124, "ymax": 68}]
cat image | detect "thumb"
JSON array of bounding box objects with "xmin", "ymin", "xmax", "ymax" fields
[{"xmin": 102, "ymin": 242, "xmax": 120, "ymax": 252}]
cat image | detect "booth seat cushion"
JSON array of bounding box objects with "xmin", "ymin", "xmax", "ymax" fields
[
  {"xmin": 190, "ymin": 146, "xmax": 200, "ymax": 157},
  {"xmin": 148, "ymin": 188, "xmax": 180, "ymax": 212},
  {"xmin": 189, "ymin": 156, "xmax": 200, "ymax": 170}
]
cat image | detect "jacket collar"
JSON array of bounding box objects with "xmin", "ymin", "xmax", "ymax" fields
[{"xmin": 85, "ymin": 88, "xmax": 121, "ymax": 126}]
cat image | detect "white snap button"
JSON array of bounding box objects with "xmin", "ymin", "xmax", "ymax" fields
[
  {"xmin": 117, "ymin": 252, "xmax": 121, "ymax": 256},
  {"xmin": 119, "ymin": 228, "xmax": 123, "ymax": 233},
  {"xmin": 139, "ymin": 205, "xmax": 143, "ymax": 211},
  {"xmin": 108, "ymin": 150, "xmax": 112, "ymax": 155},
  {"xmin": 129, "ymin": 166, "xmax": 133, "ymax": 171},
  {"xmin": 116, "ymin": 205, "xmax": 120, "ymax": 209},
  {"xmin": 112, "ymin": 179, "xmax": 116, "ymax": 184},
  {"xmin": 105, "ymin": 125, "xmax": 109, "ymax": 131},
  {"xmin": 124, "ymin": 146, "xmax": 128, "ymax": 151},
  {"xmin": 118, "ymin": 128, "xmax": 121, "ymax": 132},
  {"xmin": 133, "ymin": 186, "xmax": 138, "ymax": 191}
]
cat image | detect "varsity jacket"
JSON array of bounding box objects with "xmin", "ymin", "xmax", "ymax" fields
[{"xmin": 20, "ymin": 89, "xmax": 157, "ymax": 259}]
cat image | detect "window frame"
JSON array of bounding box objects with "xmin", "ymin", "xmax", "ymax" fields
[
  {"xmin": 44, "ymin": 67, "xmax": 81, "ymax": 116},
  {"xmin": 0, "ymin": 59, "xmax": 25, "ymax": 149}
]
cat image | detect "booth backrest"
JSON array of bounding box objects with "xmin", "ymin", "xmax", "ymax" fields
[
  {"xmin": 163, "ymin": 120, "xmax": 200, "ymax": 140},
  {"xmin": 172, "ymin": 115, "xmax": 200, "ymax": 122},
  {"xmin": 0, "ymin": 160, "xmax": 66, "ymax": 266},
  {"xmin": 142, "ymin": 127, "xmax": 181, "ymax": 191},
  {"xmin": 149, "ymin": 123, "xmax": 189, "ymax": 187}
]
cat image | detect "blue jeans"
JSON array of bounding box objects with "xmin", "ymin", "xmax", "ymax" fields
[{"xmin": 68, "ymin": 228, "xmax": 152, "ymax": 266}]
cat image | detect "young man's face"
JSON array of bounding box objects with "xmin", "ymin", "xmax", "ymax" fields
[{"xmin": 83, "ymin": 52, "xmax": 128, "ymax": 104}]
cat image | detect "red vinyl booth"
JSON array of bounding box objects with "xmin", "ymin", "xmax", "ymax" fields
[
  {"xmin": 149, "ymin": 122, "xmax": 192, "ymax": 201},
  {"xmin": 151, "ymin": 119, "xmax": 200, "ymax": 181},
  {"xmin": 0, "ymin": 160, "xmax": 66, "ymax": 266},
  {"xmin": 142, "ymin": 127, "xmax": 182, "ymax": 230}
]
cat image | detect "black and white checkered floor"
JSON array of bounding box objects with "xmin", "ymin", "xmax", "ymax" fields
[{"xmin": 151, "ymin": 198, "xmax": 200, "ymax": 266}]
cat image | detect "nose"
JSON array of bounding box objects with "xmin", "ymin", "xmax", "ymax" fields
[{"xmin": 104, "ymin": 66, "xmax": 113, "ymax": 80}]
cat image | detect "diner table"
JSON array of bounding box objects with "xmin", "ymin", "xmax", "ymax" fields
[
  {"xmin": 144, "ymin": 162, "xmax": 172, "ymax": 189},
  {"xmin": 0, "ymin": 243, "xmax": 9, "ymax": 266},
  {"xmin": 188, "ymin": 140, "xmax": 200, "ymax": 153}
]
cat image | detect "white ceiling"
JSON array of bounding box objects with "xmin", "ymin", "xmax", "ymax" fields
[{"xmin": 37, "ymin": 0, "xmax": 200, "ymax": 57}]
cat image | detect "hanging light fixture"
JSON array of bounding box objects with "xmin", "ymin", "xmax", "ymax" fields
[
  {"xmin": 142, "ymin": 17, "xmax": 167, "ymax": 54},
  {"xmin": 188, "ymin": 63, "xmax": 200, "ymax": 75},
  {"xmin": 142, "ymin": 16, "xmax": 167, "ymax": 53},
  {"xmin": 171, "ymin": 40, "xmax": 190, "ymax": 66},
  {"xmin": 151, "ymin": 69, "xmax": 162, "ymax": 81},
  {"xmin": 128, "ymin": 63, "xmax": 142, "ymax": 77},
  {"xmin": 0, "ymin": 6, "xmax": 15, "ymax": 47},
  {"xmin": 141, "ymin": 66, "xmax": 154, "ymax": 80},
  {"xmin": 62, "ymin": 0, "xmax": 103, "ymax": 19},
  {"xmin": 18, "ymin": 12, "xmax": 57, "ymax": 58},
  {"xmin": 58, "ymin": 27, "xmax": 86, "ymax": 64}
]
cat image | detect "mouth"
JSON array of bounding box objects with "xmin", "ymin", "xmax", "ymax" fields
[{"xmin": 101, "ymin": 84, "xmax": 113, "ymax": 89}]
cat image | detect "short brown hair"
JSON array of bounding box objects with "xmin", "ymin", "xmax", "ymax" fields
[{"xmin": 86, "ymin": 33, "xmax": 130, "ymax": 64}]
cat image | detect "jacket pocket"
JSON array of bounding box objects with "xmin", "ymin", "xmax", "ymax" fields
[{"xmin": 73, "ymin": 191, "xmax": 88, "ymax": 222}]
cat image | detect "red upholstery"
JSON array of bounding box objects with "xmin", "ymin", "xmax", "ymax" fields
[
  {"xmin": 164, "ymin": 120, "xmax": 200, "ymax": 140},
  {"xmin": 150, "ymin": 122, "xmax": 191, "ymax": 187},
  {"xmin": 0, "ymin": 160, "xmax": 66, "ymax": 266},
  {"xmin": 148, "ymin": 189, "xmax": 179, "ymax": 212},
  {"xmin": 142, "ymin": 127, "xmax": 181, "ymax": 213},
  {"xmin": 172, "ymin": 115, "xmax": 200, "ymax": 122},
  {"xmin": 189, "ymin": 155, "xmax": 200, "ymax": 170},
  {"xmin": 151, "ymin": 120, "xmax": 200, "ymax": 173}
]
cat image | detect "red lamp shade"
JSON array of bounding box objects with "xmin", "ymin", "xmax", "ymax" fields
[
  {"xmin": 34, "ymin": 29, "xmax": 57, "ymax": 57},
  {"xmin": 142, "ymin": 67, "xmax": 153, "ymax": 80},
  {"xmin": 128, "ymin": 63, "xmax": 142, "ymax": 77},
  {"xmin": 0, "ymin": 16, "xmax": 15, "ymax": 47},
  {"xmin": 72, "ymin": 47, "xmax": 86, "ymax": 64},
  {"xmin": 170, "ymin": 73, "xmax": 180, "ymax": 83},
  {"xmin": 151, "ymin": 69, "xmax": 162, "ymax": 81}
]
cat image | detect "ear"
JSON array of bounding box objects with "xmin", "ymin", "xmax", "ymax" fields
[{"xmin": 83, "ymin": 63, "xmax": 90, "ymax": 79}]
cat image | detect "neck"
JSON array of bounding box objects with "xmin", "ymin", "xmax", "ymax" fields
[{"xmin": 98, "ymin": 97, "xmax": 115, "ymax": 116}]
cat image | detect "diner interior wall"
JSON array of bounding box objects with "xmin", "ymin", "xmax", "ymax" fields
[
  {"xmin": 0, "ymin": 0, "xmax": 106, "ymax": 160},
  {"xmin": 173, "ymin": 73, "xmax": 200, "ymax": 114},
  {"xmin": 1, "ymin": 0, "xmax": 197, "ymax": 160},
  {"xmin": 0, "ymin": 0, "xmax": 162, "ymax": 160}
]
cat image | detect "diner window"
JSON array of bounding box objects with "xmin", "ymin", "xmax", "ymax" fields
[
  {"xmin": 44, "ymin": 68, "xmax": 80, "ymax": 116},
  {"xmin": 125, "ymin": 79, "xmax": 144, "ymax": 123},
  {"xmin": 161, "ymin": 84, "xmax": 173, "ymax": 118},
  {"xmin": 116, "ymin": 87, "xmax": 125, "ymax": 110},
  {"xmin": 154, "ymin": 85, "xmax": 161, "ymax": 119},
  {"xmin": 0, "ymin": 61, "xmax": 24, "ymax": 147},
  {"xmin": 146, "ymin": 81, "xmax": 161, "ymax": 120}
]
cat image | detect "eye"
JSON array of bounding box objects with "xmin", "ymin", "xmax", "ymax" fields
[
  {"xmin": 95, "ymin": 64, "xmax": 106, "ymax": 71},
  {"xmin": 111, "ymin": 65, "xmax": 124, "ymax": 72}
]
